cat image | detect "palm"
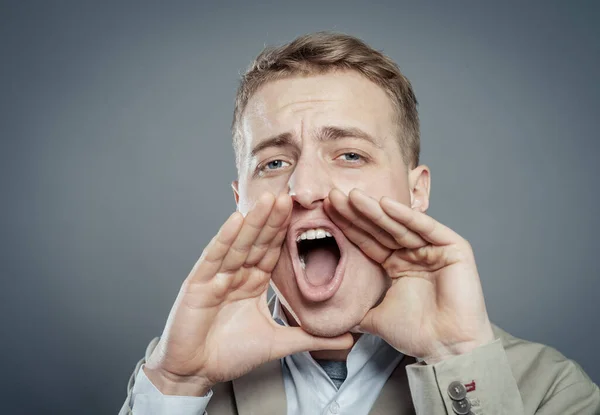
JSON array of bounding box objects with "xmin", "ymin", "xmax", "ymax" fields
[
  {"xmin": 166, "ymin": 267, "xmax": 276, "ymax": 383},
  {"xmin": 368, "ymin": 255, "xmax": 487, "ymax": 360},
  {"xmin": 325, "ymin": 188, "xmax": 494, "ymax": 362},
  {"xmin": 147, "ymin": 193, "xmax": 353, "ymax": 388}
]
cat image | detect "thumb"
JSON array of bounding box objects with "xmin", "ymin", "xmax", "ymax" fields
[{"xmin": 270, "ymin": 326, "xmax": 354, "ymax": 359}]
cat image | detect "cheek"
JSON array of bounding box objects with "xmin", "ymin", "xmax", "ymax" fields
[
  {"xmin": 345, "ymin": 245, "xmax": 388, "ymax": 286},
  {"xmin": 270, "ymin": 244, "xmax": 295, "ymax": 290},
  {"xmin": 238, "ymin": 177, "xmax": 290, "ymax": 214},
  {"xmin": 380, "ymin": 175, "xmax": 411, "ymax": 203}
]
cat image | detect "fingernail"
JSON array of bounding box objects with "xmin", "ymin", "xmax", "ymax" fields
[{"xmin": 329, "ymin": 188, "xmax": 344, "ymax": 201}]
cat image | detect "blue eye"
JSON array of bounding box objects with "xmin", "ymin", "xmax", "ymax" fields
[
  {"xmin": 342, "ymin": 152, "xmax": 361, "ymax": 161},
  {"xmin": 264, "ymin": 160, "xmax": 290, "ymax": 170}
]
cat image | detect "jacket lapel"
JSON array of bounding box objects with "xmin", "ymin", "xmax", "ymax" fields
[
  {"xmin": 232, "ymin": 359, "xmax": 287, "ymax": 415},
  {"xmin": 231, "ymin": 295, "xmax": 287, "ymax": 415},
  {"xmin": 231, "ymin": 354, "xmax": 416, "ymax": 415},
  {"xmin": 369, "ymin": 354, "xmax": 417, "ymax": 415}
]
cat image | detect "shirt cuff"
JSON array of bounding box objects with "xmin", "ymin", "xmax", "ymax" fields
[{"xmin": 130, "ymin": 364, "xmax": 213, "ymax": 415}]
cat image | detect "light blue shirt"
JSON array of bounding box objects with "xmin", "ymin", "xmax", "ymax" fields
[{"xmin": 130, "ymin": 297, "xmax": 404, "ymax": 415}]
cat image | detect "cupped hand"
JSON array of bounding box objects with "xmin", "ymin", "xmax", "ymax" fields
[
  {"xmin": 325, "ymin": 188, "xmax": 494, "ymax": 364},
  {"xmin": 144, "ymin": 192, "xmax": 353, "ymax": 395}
]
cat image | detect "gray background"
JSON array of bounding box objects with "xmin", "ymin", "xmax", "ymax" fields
[{"xmin": 1, "ymin": 1, "xmax": 598, "ymax": 413}]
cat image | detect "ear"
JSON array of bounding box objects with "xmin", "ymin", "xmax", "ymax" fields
[
  {"xmin": 231, "ymin": 180, "xmax": 240, "ymax": 208},
  {"xmin": 408, "ymin": 165, "xmax": 431, "ymax": 213}
]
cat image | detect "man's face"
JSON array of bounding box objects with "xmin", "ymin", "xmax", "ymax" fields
[{"xmin": 234, "ymin": 71, "xmax": 421, "ymax": 337}]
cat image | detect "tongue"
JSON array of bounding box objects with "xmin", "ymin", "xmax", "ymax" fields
[{"xmin": 305, "ymin": 246, "xmax": 338, "ymax": 286}]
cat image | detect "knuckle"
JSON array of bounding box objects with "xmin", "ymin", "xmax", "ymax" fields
[
  {"xmin": 371, "ymin": 210, "xmax": 385, "ymax": 223},
  {"xmin": 230, "ymin": 244, "xmax": 251, "ymax": 255},
  {"xmin": 246, "ymin": 246, "xmax": 269, "ymax": 265},
  {"xmin": 393, "ymin": 228, "xmax": 409, "ymax": 244},
  {"xmin": 245, "ymin": 220, "xmax": 264, "ymax": 231},
  {"xmin": 356, "ymin": 236, "xmax": 371, "ymax": 249},
  {"xmin": 253, "ymin": 241, "xmax": 271, "ymax": 252},
  {"xmin": 419, "ymin": 245, "xmax": 438, "ymax": 265}
]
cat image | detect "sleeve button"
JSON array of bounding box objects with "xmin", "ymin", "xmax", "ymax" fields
[
  {"xmin": 452, "ymin": 398, "xmax": 471, "ymax": 415},
  {"xmin": 447, "ymin": 381, "xmax": 467, "ymax": 401}
]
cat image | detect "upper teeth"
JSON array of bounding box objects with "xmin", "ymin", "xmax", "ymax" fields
[{"xmin": 296, "ymin": 228, "xmax": 333, "ymax": 242}]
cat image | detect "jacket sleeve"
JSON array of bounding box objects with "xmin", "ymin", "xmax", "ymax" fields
[
  {"xmin": 118, "ymin": 337, "xmax": 213, "ymax": 415},
  {"xmin": 405, "ymin": 338, "xmax": 600, "ymax": 415},
  {"xmin": 406, "ymin": 339, "xmax": 525, "ymax": 414},
  {"xmin": 534, "ymin": 360, "xmax": 600, "ymax": 415}
]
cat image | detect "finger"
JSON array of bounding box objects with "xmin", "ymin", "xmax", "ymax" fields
[
  {"xmin": 245, "ymin": 194, "xmax": 292, "ymax": 266},
  {"xmin": 328, "ymin": 189, "xmax": 399, "ymax": 249},
  {"xmin": 348, "ymin": 189, "xmax": 427, "ymax": 249},
  {"xmin": 324, "ymin": 198, "xmax": 391, "ymax": 264},
  {"xmin": 256, "ymin": 207, "xmax": 293, "ymax": 272},
  {"xmin": 391, "ymin": 245, "xmax": 452, "ymax": 269},
  {"xmin": 380, "ymin": 197, "xmax": 457, "ymax": 245},
  {"xmin": 221, "ymin": 193, "xmax": 276, "ymax": 271},
  {"xmin": 269, "ymin": 325, "xmax": 354, "ymax": 360},
  {"xmin": 190, "ymin": 212, "xmax": 244, "ymax": 282}
]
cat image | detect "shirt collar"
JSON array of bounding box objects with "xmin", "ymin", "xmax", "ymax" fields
[{"xmin": 272, "ymin": 295, "xmax": 288, "ymax": 326}]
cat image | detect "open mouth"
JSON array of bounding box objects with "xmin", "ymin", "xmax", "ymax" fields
[
  {"xmin": 297, "ymin": 229, "xmax": 340, "ymax": 286},
  {"xmin": 289, "ymin": 222, "xmax": 346, "ymax": 303}
]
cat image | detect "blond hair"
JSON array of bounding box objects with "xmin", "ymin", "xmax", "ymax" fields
[{"xmin": 232, "ymin": 32, "xmax": 420, "ymax": 170}]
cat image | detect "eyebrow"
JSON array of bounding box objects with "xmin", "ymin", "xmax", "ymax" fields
[
  {"xmin": 250, "ymin": 125, "xmax": 383, "ymax": 157},
  {"xmin": 250, "ymin": 132, "xmax": 297, "ymax": 157},
  {"xmin": 314, "ymin": 126, "xmax": 383, "ymax": 148}
]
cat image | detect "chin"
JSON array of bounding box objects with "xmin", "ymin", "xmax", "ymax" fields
[{"xmin": 298, "ymin": 306, "xmax": 366, "ymax": 338}]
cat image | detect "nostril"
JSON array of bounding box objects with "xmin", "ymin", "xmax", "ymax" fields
[
  {"xmin": 288, "ymin": 177, "xmax": 330, "ymax": 209},
  {"xmin": 292, "ymin": 197, "xmax": 324, "ymax": 211}
]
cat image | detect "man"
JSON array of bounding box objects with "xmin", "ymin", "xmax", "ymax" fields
[{"xmin": 120, "ymin": 32, "xmax": 599, "ymax": 414}]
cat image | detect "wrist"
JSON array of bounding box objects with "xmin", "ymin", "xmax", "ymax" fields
[
  {"xmin": 423, "ymin": 328, "xmax": 495, "ymax": 365},
  {"xmin": 142, "ymin": 365, "xmax": 213, "ymax": 397}
]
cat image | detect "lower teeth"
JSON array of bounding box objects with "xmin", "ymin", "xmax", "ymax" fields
[{"xmin": 300, "ymin": 255, "xmax": 306, "ymax": 270}]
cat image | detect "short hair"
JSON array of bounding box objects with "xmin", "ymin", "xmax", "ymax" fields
[{"xmin": 232, "ymin": 31, "xmax": 420, "ymax": 171}]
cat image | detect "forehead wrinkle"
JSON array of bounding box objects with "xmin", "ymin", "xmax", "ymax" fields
[
  {"xmin": 276, "ymin": 98, "xmax": 337, "ymax": 114},
  {"xmin": 242, "ymin": 73, "xmax": 398, "ymax": 164}
]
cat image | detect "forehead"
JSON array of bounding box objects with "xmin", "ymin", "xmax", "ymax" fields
[{"xmin": 241, "ymin": 71, "xmax": 397, "ymax": 148}]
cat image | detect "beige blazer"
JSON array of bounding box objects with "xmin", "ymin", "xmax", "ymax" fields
[{"xmin": 120, "ymin": 310, "xmax": 599, "ymax": 414}]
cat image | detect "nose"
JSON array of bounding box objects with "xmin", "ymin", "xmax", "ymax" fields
[{"xmin": 287, "ymin": 157, "xmax": 332, "ymax": 210}]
